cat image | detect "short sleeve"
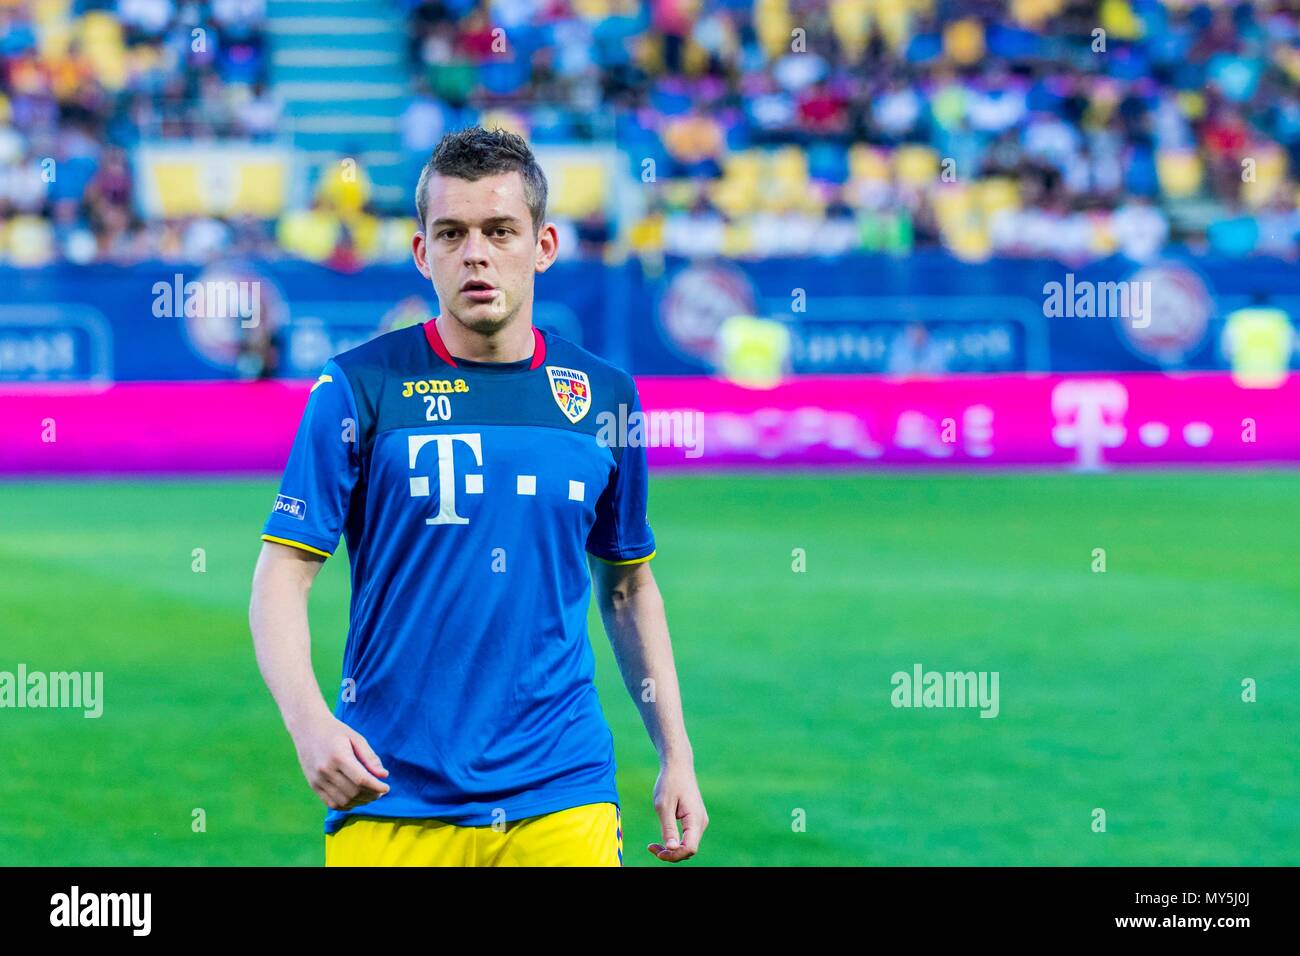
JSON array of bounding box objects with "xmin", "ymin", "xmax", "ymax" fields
[
  {"xmin": 261, "ymin": 360, "xmax": 360, "ymax": 557},
  {"xmin": 586, "ymin": 383, "xmax": 656, "ymax": 565}
]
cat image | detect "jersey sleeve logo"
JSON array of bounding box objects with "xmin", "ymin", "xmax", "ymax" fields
[
  {"xmin": 273, "ymin": 494, "xmax": 307, "ymax": 519},
  {"xmin": 546, "ymin": 366, "xmax": 592, "ymax": 424}
]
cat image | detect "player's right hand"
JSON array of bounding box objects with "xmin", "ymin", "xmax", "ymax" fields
[{"xmin": 291, "ymin": 715, "xmax": 391, "ymax": 811}]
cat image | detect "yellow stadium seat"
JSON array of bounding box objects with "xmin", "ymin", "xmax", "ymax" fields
[
  {"xmin": 973, "ymin": 177, "xmax": 1021, "ymax": 215},
  {"xmin": 1100, "ymin": 0, "xmax": 1143, "ymax": 40},
  {"xmin": 550, "ymin": 161, "xmax": 607, "ymax": 218},
  {"xmin": 627, "ymin": 213, "xmax": 665, "ymax": 253},
  {"xmin": 233, "ymin": 161, "xmax": 287, "ymax": 218},
  {"xmin": 1156, "ymin": 149, "xmax": 1204, "ymax": 198},
  {"xmin": 849, "ymin": 144, "xmax": 891, "ymax": 183},
  {"xmin": 930, "ymin": 182, "xmax": 974, "ymax": 229},
  {"xmin": 1010, "ymin": 0, "xmax": 1064, "ymax": 27},
  {"xmin": 31, "ymin": 0, "xmax": 69, "ymax": 18},
  {"xmin": 570, "ymin": 0, "xmax": 617, "ymax": 18},
  {"xmin": 944, "ymin": 221, "xmax": 993, "ymax": 262},
  {"xmin": 831, "ymin": 0, "xmax": 870, "ymax": 61},
  {"xmin": 5, "ymin": 215, "xmax": 57, "ymax": 267},
  {"xmin": 755, "ymin": 0, "xmax": 792, "ymax": 58},
  {"xmin": 35, "ymin": 0, "xmax": 73, "ymax": 61},
  {"xmin": 721, "ymin": 149, "xmax": 765, "ymax": 185},
  {"xmin": 151, "ymin": 161, "xmax": 205, "ymax": 218},
  {"xmin": 894, "ymin": 145, "xmax": 940, "ymax": 187},
  {"xmin": 1176, "ymin": 90, "xmax": 1206, "ymax": 121},
  {"xmin": 316, "ymin": 158, "xmax": 371, "ymax": 215},
  {"xmin": 769, "ymin": 146, "xmax": 809, "ymax": 183},
  {"xmin": 758, "ymin": 147, "xmax": 809, "ymax": 212},
  {"xmin": 277, "ymin": 209, "xmax": 341, "ymax": 263},
  {"xmin": 78, "ymin": 11, "xmax": 126, "ymax": 91},
  {"xmin": 1091, "ymin": 213, "xmax": 1119, "ymax": 257},
  {"xmin": 943, "ymin": 17, "xmax": 984, "ymax": 65},
  {"xmin": 707, "ymin": 175, "xmax": 759, "ymax": 218},
  {"xmin": 1241, "ymin": 146, "xmax": 1286, "ymax": 210},
  {"xmin": 868, "ymin": 0, "xmax": 918, "ymax": 52},
  {"xmin": 709, "ymin": 150, "xmax": 763, "ymax": 216}
]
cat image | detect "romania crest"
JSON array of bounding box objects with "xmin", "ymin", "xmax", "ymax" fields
[{"xmin": 546, "ymin": 365, "xmax": 592, "ymax": 423}]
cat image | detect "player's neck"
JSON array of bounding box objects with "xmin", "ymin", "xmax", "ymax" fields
[{"xmin": 434, "ymin": 313, "xmax": 534, "ymax": 363}]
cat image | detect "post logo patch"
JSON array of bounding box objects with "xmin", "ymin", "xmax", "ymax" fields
[
  {"xmin": 273, "ymin": 494, "xmax": 307, "ymax": 520},
  {"xmin": 546, "ymin": 366, "xmax": 592, "ymax": 424}
]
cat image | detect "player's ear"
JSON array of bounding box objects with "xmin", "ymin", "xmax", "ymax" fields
[
  {"xmin": 412, "ymin": 228, "xmax": 432, "ymax": 280},
  {"xmin": 534, "ymin": 221, "xmax": 559, "ymax": 274}
]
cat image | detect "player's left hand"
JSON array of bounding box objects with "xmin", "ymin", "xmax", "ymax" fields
[{"xmin": 647, "ymin": 761, "xmax": 707, "ymax": 862}]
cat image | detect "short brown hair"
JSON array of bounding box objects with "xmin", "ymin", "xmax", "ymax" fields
[{"xmin": 415, "ymin": 126, "xmax": 548, "ymax": 237}]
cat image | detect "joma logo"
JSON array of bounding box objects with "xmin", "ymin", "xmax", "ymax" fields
[{"xmin": 401, "ymin": 378, "xmax": 469, "ymax": 397}]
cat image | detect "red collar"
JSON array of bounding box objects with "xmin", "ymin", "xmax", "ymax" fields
[{"xmin": 422, "ymin": 319, "xmax": 546, "ymax": 370}]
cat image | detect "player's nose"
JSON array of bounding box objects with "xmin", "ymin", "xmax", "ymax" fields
[{"xmin": 462, "ymin": 228, "xmax": 491, "ymax": 263}]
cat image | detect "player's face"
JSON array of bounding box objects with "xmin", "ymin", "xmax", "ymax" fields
[{"xmin": 413, "ymin": 171, "xmax": 557, "ymax": 336}]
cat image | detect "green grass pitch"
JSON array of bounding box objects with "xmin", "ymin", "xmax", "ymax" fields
[{"xmin": 1, "ymin": 471, "xmax": 1297, "ymax": 866}]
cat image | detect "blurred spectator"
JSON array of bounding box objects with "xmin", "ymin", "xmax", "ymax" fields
[
  {"xmin": 2, "ymin": 0, "xmax": 1300, "ymax": 267},
  {"xmin": 887, "ymin": 322, "xmax": 950, "ymax": 375}
]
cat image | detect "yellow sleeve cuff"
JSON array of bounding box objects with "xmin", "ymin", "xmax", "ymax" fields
[
  {"xmin": 261, "ymin": 534, "xmax": 332, "ymax": 558},
  {"xmin": 591, "ymin": 549, "xmax": 656, "ymax": 566}
]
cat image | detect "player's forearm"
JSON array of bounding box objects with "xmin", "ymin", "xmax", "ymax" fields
[
  {"xmin": 249, "ymin": 555, "xmax": 333, "ymax": 736},
  {"xmin": 598, "ymin": 575, "xmax": 694, "ymax": 767}
]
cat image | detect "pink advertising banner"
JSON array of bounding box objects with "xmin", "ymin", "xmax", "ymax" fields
[
  {"xmin": 635, "ymin": 373, "xmax": 1300, "ymax": 469},
  {"xmin": 0, "ymin": 374, "xmax": 1296, "ymax": 475}
]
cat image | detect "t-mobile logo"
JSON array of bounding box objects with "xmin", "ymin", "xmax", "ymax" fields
[
  {"xmin": 408, "ymin": 433, "xmax": 483, "ymax": 525},
  {"xmin": 1051, "ymin": 380, "xmax": 1127, "ymax": 470}
]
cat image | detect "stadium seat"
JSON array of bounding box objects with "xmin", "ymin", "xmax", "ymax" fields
[
  {"xmin": 234, "ymin": 161, "xmax": 288, "ymax": 218},
  {"xmin": 150, "ymin": 161, "xmax": 207, "ymax": 219},
  {"xmin": 848, "ymin": 144, "xmax": 892, "ymax": 185},
  {"xmin": 893, "ymin": 145, "xmax": 940, "ymax": 188},
  {"xmin": 1241, "ymin": 146, "xmax": 1287, "ymax": 209},
  {"xmin": 78, "ymin": 11, "xmax": 127, "ymax": 92},
  {"xmin": 753, "ymin": 0, "xmax": 792, "ymax": 60},
  {"xmin": 974, "ymin": 178, "xmax": 1021, "ymax": 217},
  {"xmin": 1156, "ymin": 149, "xmax": 1205, "ymax": 199},
  {"xmin": 763, "ymin": 147, "xmax": 810, "ymax": 212},
  {"xmin": 277, "ymin": 208, "xmax": 342, "ymax": 262},
  {"xmin": 708, "ymin": 150, "xmax": 764, "ymax": 217},
  {"xmin": 550, "ymin": 161, "xmax": 608, "ymax": 219}
]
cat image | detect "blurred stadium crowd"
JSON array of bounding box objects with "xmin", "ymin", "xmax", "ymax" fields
[{"xmin": 1, "ymin": 0, "xmax": 1299, "ymax": 267}]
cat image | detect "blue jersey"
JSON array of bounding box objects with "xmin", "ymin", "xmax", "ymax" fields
[{"xmin": 261, "ymin": 320, "xmax": 655, "ymax": 833}]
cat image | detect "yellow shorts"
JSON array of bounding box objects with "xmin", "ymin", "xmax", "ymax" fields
[{"xmin": 324, "ymin": 802, "xmax": 623, "ymax": 867}]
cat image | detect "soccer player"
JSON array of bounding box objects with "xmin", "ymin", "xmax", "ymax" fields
[{"xmin": 248, "ymin": 127, "xmax": 706, "ymax": 866}]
